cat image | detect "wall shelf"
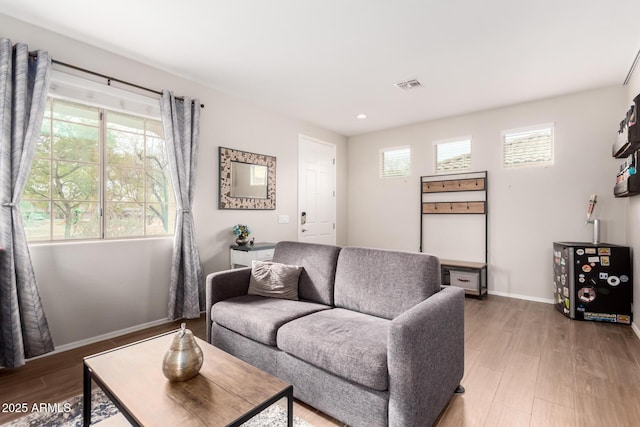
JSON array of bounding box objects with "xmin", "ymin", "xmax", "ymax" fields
[
  {"xmin": 612, "ymin": 96, "xmax": 640, "ymax": 159},
  {"xmin": 612, "ymin": 94, "xmax": 640, "ymax": 197},
  {"xmin": 614, "ymin": 173, "xmax": 640, "ymax": 197},
  {"xmin": 612, "ymin": 137, "xmax": 640, "ymax": 159}
]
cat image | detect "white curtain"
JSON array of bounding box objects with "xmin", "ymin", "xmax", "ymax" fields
[
  {"xmin": 160, "ymin": 91, "xmax": 204, "ymax": 320},
  {"xmin": 0, "ymin": 39, "xmax": 54, "ymax": 368}
]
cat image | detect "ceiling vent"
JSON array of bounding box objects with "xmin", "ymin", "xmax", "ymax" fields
[{"xmin": 395, "ymin": 78, "xmax": 423, "ymax": 91}]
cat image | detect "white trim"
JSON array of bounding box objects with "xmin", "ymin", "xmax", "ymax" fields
[
  {"xmin": 501, "ymin": 122, "xmax": 555, "ymax": 137},
  {"xmin": 27, "ymin": 235, "xmax": 173, "ymax": 248},
  {"xmin": 297, "ymin": 133, "xmax": 335, "ymax": 148},
  {"xmin": 431, "ymin": 135, "xmax": 473, "ymax": 146},
  {"xmin": 49, "ymin": 69, "xmax": 161, "ymax": 119},
  {"xmin": 379, "ymin": 144, "xmax": 411, "ymax": 152},
  {"xmin": 29, "ymin": 318, "xmax": 172, "ymax": 360},
  {"xmin": 487, "ymin": 289, "xmax": 554, "ymax": 304},
  {"xmin": 632, "ymin": 321, "xmax": 640, "ymax": 341}
]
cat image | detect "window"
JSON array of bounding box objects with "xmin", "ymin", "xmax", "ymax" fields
[
  {"xmin": 22, "ymin": 97, "xmax": 175, "ymax": 242},
  {"xmin": 380, "ymin": 146, "xmax": 410, "ymax": 178},
  {"xmin": 434, "ymin": 138, "xmax": 471, "ymax": 173},
  {"xmin": 503, "ymin": 124, "xmax": 554, "ymax": 168},
  {"xmin": 249, "ymin": 164, "xmax": 267, "ymax": 186}
]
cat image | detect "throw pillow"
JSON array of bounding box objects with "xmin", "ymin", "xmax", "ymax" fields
[{"xmin": 248, "ymin": 260, "xmax": 303, "ymax": 300}]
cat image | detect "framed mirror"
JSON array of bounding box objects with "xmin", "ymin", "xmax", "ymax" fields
[{"xmin": 219, "ymin": 147, "xmax": 276, "ymax": 209}]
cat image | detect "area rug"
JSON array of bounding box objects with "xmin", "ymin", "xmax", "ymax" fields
[{"xmin": 1, "ymin": 388, "xmax": 313, "ymax": 427}]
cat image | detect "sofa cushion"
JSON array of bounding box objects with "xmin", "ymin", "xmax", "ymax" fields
[
  {"xmin": 248, "ymin": 261, "xmax": 302, "ymax": 300},
  {"xmin": 212, "ymin": 295, "xmax": 330, "ymax": 346},
  {"xmin": 277, "ymin": 308, "xmax": 390, "ymax": 391},
  {"xmin": 334, "ymin": 247, "xmax": 440, "ymax": 320},
  {"xmin": 271, "ymin": 241, "xmax": 341, "ymax": 306}
]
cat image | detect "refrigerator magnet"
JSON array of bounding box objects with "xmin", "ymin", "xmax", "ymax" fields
[
  {"xmin": 607, "ymin": 276, "xmax": 621, "ymax": 287},
  {"xmin": 578, "ymin": 287, "xmax": 596, "ymax": 303}
]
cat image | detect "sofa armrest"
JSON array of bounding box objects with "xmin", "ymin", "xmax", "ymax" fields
[
  {"xmin": 205, "ymin": 267, "xmax": 251, "ymax": 342},
  {"xmin": 387, "ymin": 286, "xmax": 465, "ymax": 427}
]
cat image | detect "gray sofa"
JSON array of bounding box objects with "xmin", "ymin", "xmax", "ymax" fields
[{"xmin": 205, "ymin": 241, "xmax": 464, "ymax": 427}]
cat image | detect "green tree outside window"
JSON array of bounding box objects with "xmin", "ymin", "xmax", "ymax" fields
[{"xmin": 22, "ymin": 98, "xmax": 175, "ymax": 242}]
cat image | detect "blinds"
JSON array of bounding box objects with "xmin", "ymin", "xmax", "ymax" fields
[
  {"xmin": 503, "ymin": 125, "xmax": 554, "ymax": 168},
  {"xmin": 380, "ymin": 146, "xmax": 410, "ymax": 178},
  {"xmin": 48, "ymin": 69, "xmax": 161, "ymax": 119},
  {"xmin": 434, "ymin": 139, "xmax": 471, "ymax": 173}
]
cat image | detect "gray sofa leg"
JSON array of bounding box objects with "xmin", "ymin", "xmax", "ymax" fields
[{"xmin": 454, "ymin": 385, "xmax": 465, "ymax": 394}]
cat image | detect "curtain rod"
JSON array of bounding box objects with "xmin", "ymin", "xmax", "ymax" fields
[
  {"xmin": 29, "ymin": 53, "xmax": 204, "ymax": 108},
  {"xmin": 53, "ymin": 59, "xmax": 205, "ymax": 108},
  {"xmin": 53, "ymin": 59, "xmax": 164, "ymax": 96}
]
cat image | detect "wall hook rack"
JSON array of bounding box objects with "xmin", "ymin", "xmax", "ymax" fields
[{"xmin": 420, "ymin": 171, "xmax": 488, "ymax": 298}]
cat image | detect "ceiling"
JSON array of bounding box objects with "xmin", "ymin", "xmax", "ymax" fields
[{"xmin": 1, "ymin": 0, "xmax": 640, "ymax": 136}]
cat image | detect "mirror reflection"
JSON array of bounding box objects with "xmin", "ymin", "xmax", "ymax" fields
[{"xmin": 231, "ymin": 161, "xmax": 268, "ymax": 199}]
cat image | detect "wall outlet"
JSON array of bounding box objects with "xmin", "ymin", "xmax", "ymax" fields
[{"xmin": 278, "ymin": 215, "xmax": 290, "ymax": 224}]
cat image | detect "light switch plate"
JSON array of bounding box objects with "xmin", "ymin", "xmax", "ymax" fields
[{"xmin": 278, "ymin": 215, "xmax": 290, "ymax": 224}]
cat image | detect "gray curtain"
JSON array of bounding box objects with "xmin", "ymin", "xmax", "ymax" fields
[
  {"xmin": 0, "ymin": 39, "xmax": 54, "ymax": 368},
  {"xmin": 160, "ymin": 91, "xmax": 204, "ymax": 320}
]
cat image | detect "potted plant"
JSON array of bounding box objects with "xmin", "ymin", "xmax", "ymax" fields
[{"xmin": 232, "ymin": 224, "xmax": 251, "ymax": 246}]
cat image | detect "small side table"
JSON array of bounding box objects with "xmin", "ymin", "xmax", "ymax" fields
[{"xmin": 230, "ymin": 242, "xmax": 277, "ymax": 268}]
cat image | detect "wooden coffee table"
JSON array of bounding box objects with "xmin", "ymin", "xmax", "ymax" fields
[{"xmin": 83, "ymin": 331, "xmax": 293, "ymax": 426}]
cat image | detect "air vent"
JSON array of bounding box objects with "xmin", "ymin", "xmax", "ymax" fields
[{"xmin": 395, "ymin": 78, "xmax": 423, "ymax": 91}]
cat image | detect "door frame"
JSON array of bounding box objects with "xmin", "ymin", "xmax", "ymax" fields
[{"xmin": 297, "ymin": 134, "xmax": 337, "ymax": 244}]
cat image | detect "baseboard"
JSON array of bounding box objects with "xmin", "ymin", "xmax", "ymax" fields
[
  {"xmin": 34, "ymin": 318, "xmax": 172, "ymax": 360},
  {"xmin": 632, "ymin": 321, "xmax": 640, "ymax": 341},
  {"xmin": 487, "ymin": 290, "xmax": 554, "ymax": 305}
]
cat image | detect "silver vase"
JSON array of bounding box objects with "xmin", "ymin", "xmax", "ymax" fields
[
  {"xmin": 235, "ymin": 236, "xmax": 249, "ymax": 246},
  {"xmin": 162, "ymin": 323, "xmax": 204, "ymax": 382}
]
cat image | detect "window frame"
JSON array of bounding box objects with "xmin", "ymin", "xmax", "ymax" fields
[
  {"xmin": 379, "ymin": 145, "xmax": 411, "ymax": 178},
  {"xmin": 23, "ymin": 95, "xmax": 175, "ymax": 243},
  {"xmin": 433, "ymin": 136, "xmax": 472, "ymax": 174},
  {"xmin": 502, "ymin": 123, "xmax": 554, "ymax": 169}
]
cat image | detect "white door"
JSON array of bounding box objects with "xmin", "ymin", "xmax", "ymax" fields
[{"xmin": 298, "ymin": 135, "xmax": 336, "ymax": 244}]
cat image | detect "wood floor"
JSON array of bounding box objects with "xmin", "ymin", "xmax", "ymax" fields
[{"xmin": 1, "ymin": 295, "xmax": 639, "ymax": 426}]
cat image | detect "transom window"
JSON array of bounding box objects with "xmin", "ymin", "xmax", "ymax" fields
[
  {"xmin": 380, "ymin": 146, "xmax": 410, "ymax": 178},
  {"xmin": 503, "ymin": 124, "xmax": 554, "ymax": 168},
  {"xmin": 22, "ymin": 97, "xmax": 175, "ymax": 242},
  {"xmin": 434, "ymin": 138, "xmax": 471, "ymax": 173}
]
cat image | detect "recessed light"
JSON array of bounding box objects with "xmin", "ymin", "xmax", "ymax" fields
[{"xmin": 356, "ymin": 113, "xmax": 367, "ymax": 119}]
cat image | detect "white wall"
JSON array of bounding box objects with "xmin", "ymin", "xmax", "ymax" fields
[
  {"xmin": 624, "ymin": 65, "xmax": 640, "ymax": 336},
  {"xmin": 0, "ymin": 14, "xmax": 347, "ymax": 348},
  {"xmin": 348, "ymin": 86, "xmax": 628, "ymax": 301}
]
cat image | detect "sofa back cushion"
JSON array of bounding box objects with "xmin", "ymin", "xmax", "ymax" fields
[
  {"xmin": 272, "ymin": 241, "xmax": 341, "ymax": 305},
  {"xmin": 334, "ymin": 247, "xmax": 441, "ymax": 319}
]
